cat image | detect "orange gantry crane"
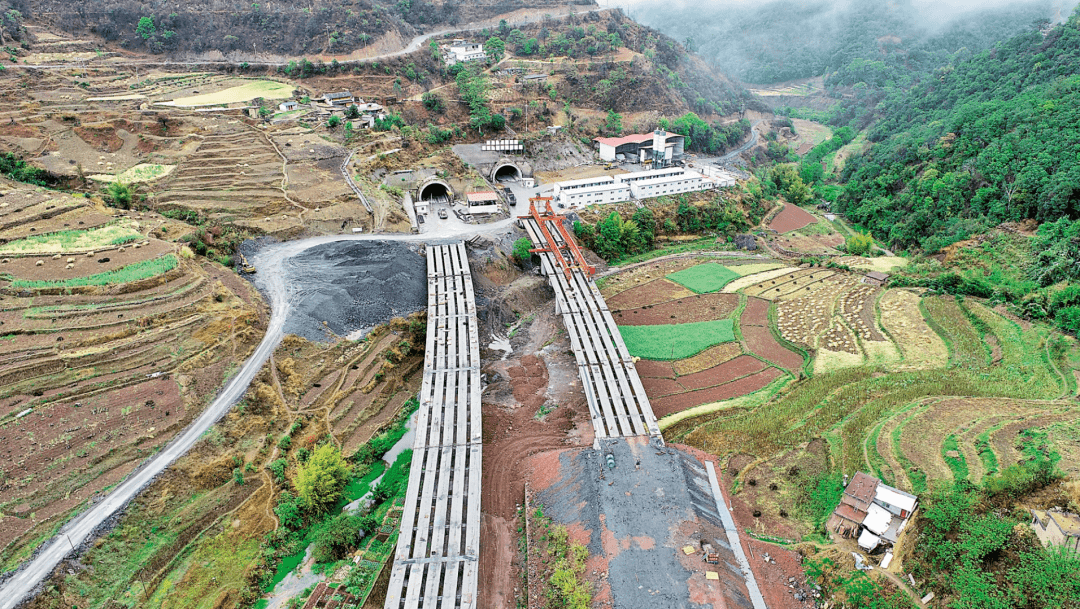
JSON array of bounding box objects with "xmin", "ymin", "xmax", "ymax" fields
[{"xmin": 520, "ymin": 195, "xmax": 596, "ymax": 278}]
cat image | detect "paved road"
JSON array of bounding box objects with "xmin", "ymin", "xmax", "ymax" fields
[
  {"xmin": 0, "ymin": 220, "xmax": 517, "ymax": 609},
  {"xmin": 717, "ymin": 119, "xmax": 763, "ymax": 164}
]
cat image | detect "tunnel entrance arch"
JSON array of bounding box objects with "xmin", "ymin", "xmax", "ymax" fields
[
  {"xmin": 492, "ymin": 163, "xmax": 521, "ymax": 182},
  {"xmin": 418, "ymin": 179, "xmax": 453, "ymax": 202}
]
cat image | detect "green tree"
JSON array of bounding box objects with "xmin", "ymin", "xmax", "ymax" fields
[
  {"xmin": 846, "ymin": 232, "xmax": 874, "ymax": 255},
  {"xmin": 105, "ymin": 182, "xmax": 134, "ymax": 209},
  {"xmin": 604, "ymin": 109, "xmax": 622, "ymax": 136},
  {"xmin": 136, "ymin": 16, "xmax": 156, "ymax": 40},
  {"xmin": 295, "ymin": 443, "xmax": 351, "ymax": 513},
  {"xmin": 327, "ymin": 114, "xmax": 342, "ymax": 128},
  {"xmin": 421, "ymin": 92, "xmax": 445, "ymax": 114},
  {"xmin": 345, "ymin": 104, "xmax": 360, "ymax": 119},
  {"xmin": 274, "ymin": 491, "xmax": 303, "ymax": 530},
  {"xmin": 512, "ymin": 237, "xmax": 534, "ymax": 262},
  {"xmin": 486, "ymin": 36, "xmax": 505, "ymax": 63}
]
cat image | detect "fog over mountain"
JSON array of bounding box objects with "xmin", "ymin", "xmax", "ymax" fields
[{"xmin": 605, "ymin": 0, "xmax": 1080, "ymax": 83}]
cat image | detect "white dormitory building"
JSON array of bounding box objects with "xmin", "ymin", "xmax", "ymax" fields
[
  {"xmin": 445, "ymin": 40, "xmax": 486, "ymax": 65},
  {"xmin": 552, "ymin": 167, "xmax": 713, "ymax": 208}
]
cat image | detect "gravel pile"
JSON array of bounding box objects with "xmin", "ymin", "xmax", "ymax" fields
[{"xmin": 281, "ymin": 240, "xmax": 427, "ymax": 341}]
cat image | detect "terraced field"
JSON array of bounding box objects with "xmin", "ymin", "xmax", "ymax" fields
[
  {"xmin": 602, "ymin": 259, "xmax": 803, "ymax": 420},
  {"xmin": 671, "ymin": 290, "xmax": 1080, "ymax": 505},
  {"xmin": 602, "ymin": 256, "xmax": 1080, "ymax": 538},
  {"xmin": 0, "ymin": 203, "xmax": 264, "ymax": 571}
]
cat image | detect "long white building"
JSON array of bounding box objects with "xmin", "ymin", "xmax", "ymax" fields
[{"xmin": 551, "ymin": 167, "xmax": 712, "ymax": 208}]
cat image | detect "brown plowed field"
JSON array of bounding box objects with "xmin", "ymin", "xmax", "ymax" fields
[
  {"xmin": 677, "ymin": 355, "xmax": 767, "ymax": 391},
  {"xmin": 652, "ymin": 368, "xmax": 783, "ymax": 418},
  {"xmin": 641, "ymin": 377, "xmax": 686, "ymax": 397},
  {"xmin": 634, "ymin": 359, "xmax": 676, "ymax": 378},
  {"xmin": 769, "ymin": 203, "xmax": 817, "ymax": 233},
  {"xmin": 742, "ymin": 325, "xmax": 804, "ymax": 371},
  {"xmin": 612, "ymin": 292, "xmax": 739, "ymax": 325},
  {"xmin": 741, "ymin": 296, "xmax": 770, "ymax": 326},
  {"xmin": 605, "ymin": 278, "xmax": 694, "ymax": 310}
]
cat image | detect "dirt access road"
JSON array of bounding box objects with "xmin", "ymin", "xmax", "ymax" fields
[
  {"xmin": 0, "ymin": 220, "xmax": 516, "ymax": 609},
  {"xmin": 4, "ymin": 5, "xmax": 608, "ymax": 71}
]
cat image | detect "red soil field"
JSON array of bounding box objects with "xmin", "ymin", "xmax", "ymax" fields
[
  {"xmin": 641, "ymin": 377, "xmax": 686, "ymax": 397},
  {"xmin": 677, "ymin": 355, "xmax": 767, "ymax": 391},
  {"xmin": 741, "ymin": 296, "xmax": 771, "ymax": 326},
  {"xmin": 770, "ymin": 203, "xmax": 818, "ymax": 233},
  {"xmin": 634, "ymin": 359, "xmax": 675, "ymax": 378},
  {"xmin": 742, "ymin": 325, "xmax": 804, "ymax": 371},
  {"xmin": 652, "ymin": 368, "xmax": 783, "ymax": 418},
  {"xmin": 613, "ymin": 293, "xmax": 740, "ymax": 325},
  {"xmin": 606, "ymin": 278, "xmax": 692, "ymax": 310}
]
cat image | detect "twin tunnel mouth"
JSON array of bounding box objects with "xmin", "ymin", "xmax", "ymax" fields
[
  {"xmin": 493, "ymin": 163, "xmax": 521, "ymax": 182},
  {"xmin": 419, "ymin": 181, "xmax": 451, "ymax": 201}
]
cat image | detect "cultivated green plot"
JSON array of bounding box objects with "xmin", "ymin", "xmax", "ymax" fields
[
  {"xmin": 10, "ymin": 255, "xmax": 178, "ymax": 288},
  {"xmin": 89, "ymin": 164, "xmax": 175, "ymax": 184},
  {"xmin": 0, "ymin": 222, "xmax": 142, "ymax": 254},
  {"xmin": 667, "ymin": 263, "xmax": 740, "ymax": 293},
  {"xmin": 620, "ymin": 319, "xmax": 735, "ymax": 360}
]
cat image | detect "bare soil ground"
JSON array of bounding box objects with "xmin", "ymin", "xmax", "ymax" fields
[{"xmin": 770, "ymin": 204, "xmax": 818, "ymax": 233}]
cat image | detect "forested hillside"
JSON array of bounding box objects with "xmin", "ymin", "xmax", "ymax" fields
[
  {"xmin": 631, "ymin": 0, "xmax": 1067, "ymax": 84},
  {"xmin": 838, "ymin": 11, "xmax": 1080, "ymax": 250},
  {"xmin": 2, "ymin": 0, "xmax": 590, "ymax": 57}
]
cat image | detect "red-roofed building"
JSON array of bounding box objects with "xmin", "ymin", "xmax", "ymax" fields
[
  {"xmin": 826, "ymin": 472, "xmax": 879, "ymax": 538},
  {"xmin": 594, "ymin": 129, "xmax": 685, "ymax": 166}
]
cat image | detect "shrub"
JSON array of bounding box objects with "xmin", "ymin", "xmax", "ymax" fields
[
  {"xmin": 295, "ymin": 443, "xmax": 351, "ymax": 513},
  {"xmin": 512, "ymin": 237, "xmax": 533, "ymax": 262},
  {"xmin": 846, "ymin": 232, "xmax": 874, "ymax": 255}
]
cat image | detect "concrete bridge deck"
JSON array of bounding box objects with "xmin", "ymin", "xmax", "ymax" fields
[
  {"xmin": 385, "ymin": 242, "xmax": 482, "ymax": 609},
  {"xmin": 521, "ymin": 217, "xmax": 661, "ymax": 442}
]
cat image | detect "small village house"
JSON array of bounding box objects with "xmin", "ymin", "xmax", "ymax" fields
[
  {"xmin": 445, "ymin": 39, "xmax": 486, "ymax": 64},
  {"xmin": 826, "ymin": 472, "xmax": 918, "ymax": 552},
  {"xmin": 278, "ymin": 100, "xmax": 298, "ymax": 112},
  {"xmin": 1030, "ymin": 509, "xmax": 1080, "ymax": 553},
  {"xmin": 863, "ymin": 271, "xmax": 889, "ymax": 286},
  {"xmin": 322, "ymin": 91, "xmax": 355, "ymax": 106}
]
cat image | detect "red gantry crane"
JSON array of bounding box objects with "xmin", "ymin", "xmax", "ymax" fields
[{"xmin": 520, "ymin": 195, "xmax": 596, "ymax": 279}]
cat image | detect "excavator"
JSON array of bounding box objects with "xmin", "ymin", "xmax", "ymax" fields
[{"xmin": 238, "ymin": 252, "xmax": 256, "ymax": 274}]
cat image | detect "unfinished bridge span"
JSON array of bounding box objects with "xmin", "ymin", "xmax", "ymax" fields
[
  {"xmin": 385, "ymin": 242, "xmax": 482, "ymax": 609},
  {"xmin": 520, "ymin": 198, "xmax": 662, "ymax": 442}
]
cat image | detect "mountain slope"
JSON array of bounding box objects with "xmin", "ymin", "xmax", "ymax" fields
[{"xmin": 838, "ymin": 8, "xmax": 1080, "ymax": 252}]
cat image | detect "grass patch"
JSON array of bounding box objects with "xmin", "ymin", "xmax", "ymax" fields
[
  {"xmin": 666, "ymin": 263, "xmax": 740, "ymax": 293},
  {"xmin": 162, "ymin": 80, "xmax": 292, "ymax": 107},
  {"xmin": 620, "ymin": 319, "xmax": 735, "ymax": 360},
  {"xmin": 0, "ymin": 222, "xmax": 141, "ymax": 254},
  {"xmin": 609, "ymin": 237, "xmax": 717, "ymax": 266},
  {"xmin": 942, "ymin": 434, "xmax": 969, "ymax": 481},
  {"xmin": 89, "ymin": 163, "xmax": 175, "ymax": 184},
  {"xmin": 730, "ymin": 262, "xmax": 783, "ymax": 276},
  {"xmin": 8, "ymin": 254, "xmax": 178, "ymax": 288}
]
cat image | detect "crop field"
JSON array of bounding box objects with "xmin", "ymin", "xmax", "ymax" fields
[
  {"xmin": 0, "ymin": 221, "xmax": 142, "ymax": 254},
  {"xmin": 89, "ymin": 163, "xmax": 176, "ymax": 184},
  {"xmin": 666, "ymin": 263, "xmax": 740, "ymax": 293},
  {"xmin": 721, "ymin": 267, "xmax": 799, "ymax": 293},
  {"xmin": 9, "ymin": 254, "xmax": 178, "ymax": 288},
  {"xmin": 159, "ymin": 80, "xmax": 293, "ymax": 107},
  {"xmin": 612, "ymin": 293, "xmax": 739, "ymax": 325},
  {"xmin": 670, "ymin": 289, "xmax": 1080, "ymax": 541},
  {"xmin": 0, "ymin": 206, "xmax": 264, "ymax": 572},
  {"xmin": 621, "ymin": 319, "xmax": 735, "ymax": 360}
]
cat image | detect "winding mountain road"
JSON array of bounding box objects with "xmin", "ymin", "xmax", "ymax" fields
[{"xmin": 0, "ymin": 220, "xmax": 516, "ymax": 609}]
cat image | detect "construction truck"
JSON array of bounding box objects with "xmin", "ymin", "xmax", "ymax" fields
[{"xmin": 238, "ymin": 253, "xmax": 256, "ymax": 274}]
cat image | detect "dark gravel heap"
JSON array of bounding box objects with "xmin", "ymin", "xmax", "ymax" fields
[{"xmin": 283, "ymin": 240, "xmax": 426, "ymax": 341}]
